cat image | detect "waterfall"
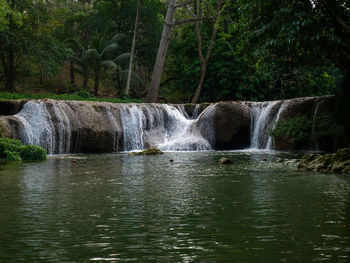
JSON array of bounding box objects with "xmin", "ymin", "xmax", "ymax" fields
[
  {"xmin": 119, "ymin": 104, "xmax": 212, "ymax": 151},
  {"xmin": 249, "ymin": 101, "xmax": 287, "ymax": 150},
  {"xmin": 311, "ymin": 101, "xmax": 321, "ymax": 151},
  {"xmin": 6, "ymin": 98, "xmax": 300, "ymax": 154},
  {"xmin": 15, "ymin": 101, "xmax": 57, "ymax": 154},
  {"xmin": 192, "ymin": 104, "xmax": 201, "ymax": 119}
]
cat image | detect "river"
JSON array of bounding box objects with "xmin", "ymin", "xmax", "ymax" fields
[{"xmin": 0, "ymin": 151, "xmax": 349, "ymax": 262}]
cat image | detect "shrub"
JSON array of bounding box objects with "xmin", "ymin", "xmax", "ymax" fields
[
  {"xmin": 5, "ymin": 150, "xmax": 22, "ymax": 161},
  {"xmin": 0, "ymin": 137, "xmax": 47, "ymax": 162},
  {"xmin": 271, "ymin": 115, "xmax": 313, "ymax": 143},
  {"xmin": 0, "ymin": 138, "xmax": 23, "ymax": 159},
  {"xmin": 21, "ymin": 145, "xmax": 47, "ymax": 161}
]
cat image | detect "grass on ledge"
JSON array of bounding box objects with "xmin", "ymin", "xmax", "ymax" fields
[{"xmin": 0, "ymin": 91, "xmax": 143, "ymax": 104}]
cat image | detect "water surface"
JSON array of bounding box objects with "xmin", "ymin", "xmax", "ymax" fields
[{"xmin": 0, "ymin": 151, "xmax": 349, "ymax": 262}]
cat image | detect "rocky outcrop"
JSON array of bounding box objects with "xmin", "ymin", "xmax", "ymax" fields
[
  {"xmin": 274, "ymin": 96, "xmax": 337, "ymax": 151},
  {"xmin": 0, "ymin": 100, "xmax": 27, "ymax": 115},
  {"xmin": 197, "ymin": 101, "xmax": 250, "ymax": 149},
  {"xmin": 0, "ymin": 96, "xmax": 340, "ymax": 154},
  {"xmin": 298, "ymin": 148, "xmax": 350, "ymax": 174},
  {"xmin": 0, "ymin": 100, "xmax": 123, "ymax": 154}
]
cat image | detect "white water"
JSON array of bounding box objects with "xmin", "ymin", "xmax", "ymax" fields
[
  {"xmin": 15, "ymin": 101, "xmax": 57, "ymax": 154},
  {"xmin": 119, "ymin": 104, "xmax": 211, "ymax": 151},
  {"xmin": 250, "ymin": 100, "xmax": 289, "ymax": 150}
]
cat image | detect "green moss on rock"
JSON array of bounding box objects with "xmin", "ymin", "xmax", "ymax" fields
[
  {"xmin": 298, "ymin": 148, "xmax": 350, "ymax": 174},
  {"xmin": 129, "ymin": 148, "xmax": 164, "ymax": 156}
]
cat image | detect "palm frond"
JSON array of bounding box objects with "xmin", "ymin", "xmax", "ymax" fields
[
  {"xmin": 119, "ymin": 70, "xmax": 144, "ymax": 86},
  {"xmin": 101, "ymin": 60, "xmax": 118, "ymax": 70},
  {"xmin": 111, "ymin": 34, "xmax": 127, "ymax": 44},
  {"xmin": 114, "ymin": 52, "xmax": 131, "ymax": 67}
]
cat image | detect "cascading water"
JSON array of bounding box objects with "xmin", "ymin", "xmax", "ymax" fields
[
  {"xmin": 119, "ymin": 104, "xmax": 212, "ymax": 151},
  {"xmin": 7, "ymin": 98, "xmax": 297, "ymax": 154},
  {"xmin": 249, "ymin": 101, "xmax": 288, "ymax": 150},
  {"xmin": 15, "ymin": 101, "xmax": 57, "ymax": 154}
]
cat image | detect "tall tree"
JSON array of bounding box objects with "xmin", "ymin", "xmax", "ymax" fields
[
  {"xmin": 125, "ymin": 0, "xmax": 141, "ymax": 96},
  {"xmin": 145, "ymin": 0, "xmax": 216, "ymax": 103},
  {"xmin": 145, "ymin": 0, "xmax": 177, "ymax": 103},
  {"xmin": 191, "ymin": 0, "xmax": 223, "ymax": 104}
]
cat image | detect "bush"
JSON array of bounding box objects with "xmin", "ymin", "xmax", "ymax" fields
[
  {"xmin": 0, "ymin": 138, "xmax": 23, "ymax": 159},
  {"xmin": 5, "ymin": 150, "xmax": 22, "ymax": 161},
  {"xmin": 0, "ymin": 137, "xmax": 47, "ymax": 162},
  {"xmin": 21, "ymin": 145, "xmax": 47, "ymax": 161}
]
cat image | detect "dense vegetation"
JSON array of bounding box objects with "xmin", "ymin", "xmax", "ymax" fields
[
  {"xmin": 0, "ymin": 137, "xmax": 47, "ymax": 161},
  {"xmin": 0, "ymin": 0, "xmax": 348, "ymax": 103}
]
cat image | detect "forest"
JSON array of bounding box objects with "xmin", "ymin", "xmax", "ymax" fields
[{"xmin": 0, "ymin": 0, "xmax": 349, "ymax": 103}]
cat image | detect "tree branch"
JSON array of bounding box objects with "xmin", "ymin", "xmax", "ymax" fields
[
  {"xmin": 336, "ymin": 16, "xmax": 350, "ymax": 34},
  {"xmin": 174, "ymin": 16, "xmax": 216, "ymax": 26},
  {"xmin": 175, "ymin": 0, "xmax": 195, "ymax": 8}
]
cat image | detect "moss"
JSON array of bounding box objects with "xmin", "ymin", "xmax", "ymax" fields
[
  {"xmin": 298, "ymin": 148, "xmax": 350, "ymax": 174},
  {"xmin": 129, "ymin": 148, "xmax": 164, "ymax": 156}
]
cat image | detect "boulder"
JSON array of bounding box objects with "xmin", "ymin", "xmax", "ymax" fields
[
  {"xmin": 298, "ymin": 148, "xmax": 350, "ymax": 173},
  {"xmin": 197, "ymin": 101, "xmax": 250, "ymax": 150},
  {"xmin": 0, "ymin": 100, "xmax": 27, "ymax": 115},
  {"xmin": 274, "ymin": 96, "xmax": 336, "ymax": 151},
  {"xmin": 129, "ymin": 148, "xmax": 164, "ymax": 156}
]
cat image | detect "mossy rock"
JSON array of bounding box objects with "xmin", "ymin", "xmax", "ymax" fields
[
  {"xmin": 129, "ymin": 148, "xmax": 164, "ymax": 156},
  {"xmin": 298, "ymin": 148, "xmax": 350, "ymax": 174}
]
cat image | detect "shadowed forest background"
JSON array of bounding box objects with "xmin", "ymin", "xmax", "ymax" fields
[{"xmin": 0, "ymin": 0, "xmax": 349, "ymax": 103}]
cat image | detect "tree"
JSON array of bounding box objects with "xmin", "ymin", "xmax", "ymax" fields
[
  {"xmin": 191, "ymin": 0, "xmax": 223, "ymax": 104},
  {"xmin": 86, "ymin": 33, "xmax": 130, "ymax": 96},
  {"xmin": 145, "ymin": 0, "xmax": 177, "ymax": 103},
  {"xmin": 125, "ymin": 0, "xmax": 141, "ymax": 96},
  {"xmin": 67, "ymin": 39, "xmax": 91, "ymax": 90},
  {"xmin": 145, "ymin": 0, "xmax": 218, "ymax": 103}
]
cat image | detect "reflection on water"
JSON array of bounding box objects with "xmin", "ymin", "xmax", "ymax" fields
[{"xmin": 0, "ymin": 151, "xmax": 350, "ymax": 262}]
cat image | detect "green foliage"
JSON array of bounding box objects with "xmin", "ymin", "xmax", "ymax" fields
[
  {"xmin": 272, "ymin": 113, "xmax": 344, "ymax": 144},
  {"xmin": 21, "ymin": 145, "xmax": 47, "ymax": 161},
  {"xmin": 0, "ymin": 137, "xmax": 23, "ymax": 159},
  {"xmin": 271, "ymin": 115, "xmax": 313, "ymax": 143},
  {"xmin": 0, "ymin": 92, "xmax": 142, "ymax": 103},
  {"xmin": 0, "ymin": 137, "xmax": 47, "ymax": 161},
  {"xmin": 5, "ymin": 150, "xmax": 21, "ymax": 161}
]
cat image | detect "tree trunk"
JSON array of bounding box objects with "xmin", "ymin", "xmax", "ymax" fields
[
  {"xmin": 94, "ymin": 72, "xmax": 99, "ymax": 97},
  {"xmin": 145, "ymin": 0, "xmax": 176, "ymax": 103},
  {"xmin": 191, "ymin": 0, "xmax": 223, "ymax": 104},
  {"xmin": 125, "ymin": 0, "xmax": 141, "ymax": 96},
  {"xmin": 191, "ymin": 64, "xmax": 208, "ymax": 104},
  {"xmin": 69, "ymin": 60, "xmax": 75, "ymax": 86},
  {"xmin": 83, "ymin": 69, "xmax": 89, "ymax": 90}
]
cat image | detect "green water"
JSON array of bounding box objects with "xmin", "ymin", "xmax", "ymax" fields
[{"xmin": 0, "ymin": 151, "xmax": 349, "ymax": 262}]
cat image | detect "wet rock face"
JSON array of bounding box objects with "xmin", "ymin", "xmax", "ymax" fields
[
  {"xmin": 274, "ymin": 96, "xmax": 336, "ymax": 151},
  {"xmin": 0, "ymin": 100, "xmax": 27, "ymax": 115},
  {"xmin": 0, "ymin": 100, "xmax": 123, "ymax": 154},
  {"xmin": 198, "ymin": 102, "xmax": 250, "ymax": 150},
  {"xmin": 298, "ymin": 148, "xmax": 350, "ymax": 174}
]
